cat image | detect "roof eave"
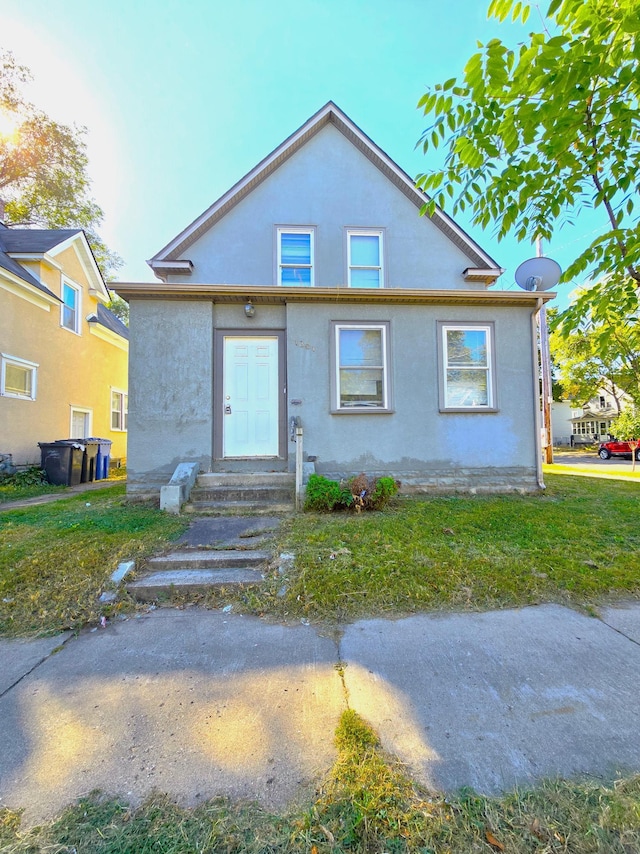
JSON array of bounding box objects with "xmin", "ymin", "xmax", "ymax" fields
[{"xmin": 113, "ymin": 281, "xmax": 554, "ymax": 308}]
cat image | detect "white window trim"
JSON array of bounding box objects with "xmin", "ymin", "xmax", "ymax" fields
[
  {"xmin": 330, "ymin": 321, "xmax": 392, "ymax": 414},
  {"xmin": 70, "ymin": 406, "xmax": 93, "ymax": 438},
  {"xmin": 346, "ymin": 228, "xmax": 385, "ymax": 289},
  {"xmin": 438, "ymin": 321, "xmax": 497, "ymax": 412},
  {"xmin": 275, "ymin": 226, "xmax": 315, "ymax": 287},
  {"xmin": 61, "ymin": 277, "xmax": 82, "ymax": 334},
  {"xmin": 110, "ymin": 388, "xmax": 128, "ymax": 432},
  {"xmin": 1, "ymin": 353, "xmax": 38, "ymax": 400}
]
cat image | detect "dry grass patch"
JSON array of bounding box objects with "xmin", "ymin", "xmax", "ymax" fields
[
  {"xmin": 0, "ymin": 484, "xmax": 188, "ymax": 637},
  {"xmin": 2, "ymin": 711, "xmax": 639, "ymax": 852}
]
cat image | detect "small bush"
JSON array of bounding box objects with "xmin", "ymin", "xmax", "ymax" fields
[
  {"xmin": 349, "ymin": 474, "xmax": 399, "ymax": 511},
  {"xmin": 304, "ymin": 474, "xmax": 353, "ymax": 512},
  {"xmin": 0, "ymin": 466, "xmax": 47, "ymax": 485},
  {"xmin": 304, "ymin": 473, "xmax": 399, "ymax": 512}
]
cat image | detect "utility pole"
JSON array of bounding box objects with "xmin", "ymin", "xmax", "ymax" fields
[{"xmin": 537, "ymin": 237, "xmax": 554, "ymax": 464}]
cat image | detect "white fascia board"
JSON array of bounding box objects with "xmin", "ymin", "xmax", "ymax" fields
[
  {"xmin": 88, "ymin": 322, "xmax": 129, "ymax": 352},
  {"xmin": 8, "ymin": 252, "xmax": 64, "ymax": 273},
  {"xmin": 463, "ymin": 267, "xmax": 505, "ymax": 283},
  {"xmin": 49, "ymin": 232, "xmax": 110, "ymax": 302},
  {"xmin": 0, "ymin": 272, "xmax": 58, "ymax": 311}
]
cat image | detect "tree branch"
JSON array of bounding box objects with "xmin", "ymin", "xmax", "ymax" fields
[{"xmin": 585, "ymin": 102, "xmax": 640, "ymax": 284}]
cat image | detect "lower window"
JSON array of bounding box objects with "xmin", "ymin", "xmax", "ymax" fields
[
  {"xmin": 439, "ymin": 322, "xmax": 495, "ymax": 410},
  {"xmin": 332, "ymin": 322, "xmax": 390, "ymax": 411},
  {"xmin": 111, "ymin": 390, "xmax": 128, "ymax": 431},
  {"xmin": 1, "ymin": 354, "xmax": 38, "ymax": 400}
]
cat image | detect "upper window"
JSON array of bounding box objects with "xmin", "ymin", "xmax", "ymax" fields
[
  {"xmin": 347, "ymin": 229, "xmax": 384, "ymax": 288},
  {"xmin": 332, "ymin": 322, "xmax": 391, "ymax": 412},
  {"xmin": 61, "ymin": 280, "xmax": 81, "ymax": 333},
  {"xmin": 439, "ymin": 323, "xmax": 495, "ymax": 410},
  {"xmin": 111, "ymin": 389, "xmax": 128, "ymax": 431},
  {"xmin": 1, "ymin": 354, "xmax": 38, "ymax": 400},
  {"xmin": 277, "ymin": 227, "xmax": 314, "ymax": 287}
]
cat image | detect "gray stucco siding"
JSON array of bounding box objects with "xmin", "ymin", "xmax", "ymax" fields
[
  {"xmin": 127, "ymin": 300, "xmax": 214, "ymax": 488},
  {"xmin": 126, "ymin": 296, "xmax": 539, "ymax": 495},
  {"xmin": 285, "ymin": 302, "xmax": 538, "ymax": 487},
  {"xmin": 169, "ymin": 124, "xmax": 480, "ymax": 291}
]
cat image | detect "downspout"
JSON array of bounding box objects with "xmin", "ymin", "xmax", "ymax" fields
[{"xmin": 532, "ymin": 297, "xmax": 545, "ymax": 489}]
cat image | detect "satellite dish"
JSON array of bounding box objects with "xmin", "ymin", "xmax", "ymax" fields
[{"xmin": 515, "ymin": 257, "xmax": 562, "ymax": 292}]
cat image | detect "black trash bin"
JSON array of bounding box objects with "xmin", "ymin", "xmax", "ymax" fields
[
  {"xmin": 67, "ymin": 438, "xmax": 100, "ymax": 483},
  {"xmin": 39, "ymin": 441, "xmax": 84, "ymax": 486}
]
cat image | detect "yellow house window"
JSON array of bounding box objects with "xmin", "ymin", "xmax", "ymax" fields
[
  {"xmin": 61, "ymin": 280, "xmax": 81, "ymax": 333},
  {"xmin": 111, "ymin": 390, "xmax": 128, "ymax": 431},
  {"xmin": 1, "ymin": 354, "xmax": 38, "ymax": 400}
]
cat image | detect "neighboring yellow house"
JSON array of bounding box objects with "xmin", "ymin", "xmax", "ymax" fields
[{"xmin": 0, "ymin": 222, "xmax": 128, "ymax": 467}]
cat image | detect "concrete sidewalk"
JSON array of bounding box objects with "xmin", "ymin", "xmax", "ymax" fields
[
  {"xmin": 1, "ymin": 602, "xmax": 640, "ymax": 824},
  {"xmin": 0, "ymin": 479, "xmax": 121, "ymax": 512}
]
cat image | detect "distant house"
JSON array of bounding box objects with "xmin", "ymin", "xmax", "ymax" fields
[
  {"xmin": 115, "ymin": 102, "xmax": 553, "ymax": 498},
  {"xmin": 0, "ymin": 222, "xmax": 129, "ymax": 467},
  {"xmin": 553, "ymin": 386, "xmax": 630, "ymax": 446}
]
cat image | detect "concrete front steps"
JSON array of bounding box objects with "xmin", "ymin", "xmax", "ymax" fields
[
  {"xmin": 184, "ymin": 472, "xmax": 295, "ymax": 515},
  {"xmin": 126, "ymin": 548, "xmax": 271, "ymax": 602}
]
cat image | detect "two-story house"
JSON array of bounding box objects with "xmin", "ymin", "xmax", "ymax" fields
[
  {"xmin": 0, "ymin": 223, "xmax": 129, "ymax": 467},
  {"xmin": 553, "ymin": 386, "xmax": 631, "ymax": 446},
  {"xmin": 115, "ymin": 103, "xmax": 553, "ymax": 498}
]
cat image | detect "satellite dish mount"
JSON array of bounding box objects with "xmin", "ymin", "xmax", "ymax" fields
[{"xmin": 515, "ymin": 257, "xmax": 561, "ymax": 292}]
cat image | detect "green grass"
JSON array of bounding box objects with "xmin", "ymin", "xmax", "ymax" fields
[
  {"xmin": 2, "ymin": 710, "xmax": 639, "ymax": 852},
  {"xmin": 0, "ymin": 473, "xmax": 66, "ymax": 504},
  {"xmin": 3, "ymin": 473, "xmax": 640, "ymax": 636},
  {"xmin": 0, "ymin": 484, "xmax": 188, "ymax": 637},
  {"xmin": 2, "ymin": 476, "xmax": 640, "ymax": 849},
  {"xmin": 241, "ymin": 473, "xmax": 640, "ymax": 623}
]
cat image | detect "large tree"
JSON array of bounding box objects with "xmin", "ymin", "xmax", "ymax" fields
[
  {"xmin": 416, "ymin": 0, "xmax": 640, "ymax": 331},
  {"xmin": 549, "ymin": 306, "xmax": 640, "ymax": 407},
  {"xmin": 0, "ymin": 50, "xmax": 121, "ymax": 279}
]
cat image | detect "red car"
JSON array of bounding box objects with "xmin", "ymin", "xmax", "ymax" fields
[{"xmin": 598, "ymin": 439, "xmax": 640, "ymax": 461}]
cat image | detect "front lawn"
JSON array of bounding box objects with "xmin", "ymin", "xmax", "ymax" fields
[
  {"xmin": 2, "ymin": 474, "xmax": 640, "ymax": 638},
  {"xmin": 252, "ymin": 473, "xmax": 640, "ymax": 622},
  {"xmin": 0, "ymin": 484, "xmax": 188, "ymax": 637}
]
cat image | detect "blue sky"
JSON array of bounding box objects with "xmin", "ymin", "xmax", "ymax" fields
[{"xmin": 3, "ymin": 0, "xmax": 596, "ymax": 304}]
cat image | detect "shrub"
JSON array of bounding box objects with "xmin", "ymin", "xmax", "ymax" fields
[
  {"xmin": 304, "ymin": 474, "xmax": 353, "ymax": 512},
  {"xmin": 348, "ymin": 474, "xmax": 399, "ymax": 511},
  {"xmin": 0, "ymin": 466, "xmax": 47, "ymax": 485},
  {"xmin": 304, "ymin": 473, "xmax": 399, "ymax": 512}
]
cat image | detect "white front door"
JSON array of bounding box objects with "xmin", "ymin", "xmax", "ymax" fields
[{"xmin": 223, "ymin": 336, "xmax": 279, "ymax": 457}]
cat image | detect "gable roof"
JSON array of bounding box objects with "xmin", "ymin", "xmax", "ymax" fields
[
  {"xmin": 0, "ymin": 223, "xmax": 110, "ymax": 301},
  {"xmin": 148, "ymin": 102, "xmax": 502, "ymax": 279},
  {"xmin": 0, "ymin": 224, "xmax": 60, "ymax": 298},
  {"xmin": 90, "ymin": 302, "xmax": 129, "ymax": 340},
  {"xmin": 0, "ymin": 225, "xmax": 82, "ymax": 254}
]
